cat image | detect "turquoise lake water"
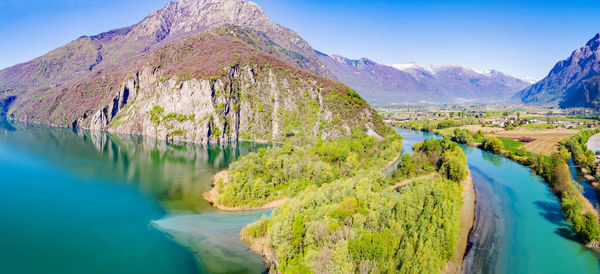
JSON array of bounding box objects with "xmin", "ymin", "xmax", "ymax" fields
[
  {"xmin": 2, "ymin": 121, "xmax": 600, "ymax": 273},
  {"xmin": 0, "ymin": 122, "xmax": 266, "ymax": 273},
  {"xmin": 397, "ymin": 128, "xmax": 600, "ymax": 273}
]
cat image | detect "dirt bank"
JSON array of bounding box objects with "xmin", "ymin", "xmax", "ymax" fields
[{"xmin": 443, "ymin": 172, "xmax": 476, "ymax": 274}]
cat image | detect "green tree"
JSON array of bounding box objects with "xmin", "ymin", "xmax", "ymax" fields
[
  {"xmin": 482, "ymin": 137, "xmax": 504, "ymax": 154},
  {"xmin": 292, "ymin": 215, "xmax": 306, "ymax": 253},
  {"xmin": 451, "ymin": 128, "xmax": 473, "ymax": 144},
  {"xmin": 580, "ymin": 213, "xmax": 600, "ymax": 244},
  {"xmin": 440, "ymin": 149, "xmax": 468, "ymax": 182},
  {"xmin": 397, "ymin": 154, "xmax": 413, "ymax": 177}
]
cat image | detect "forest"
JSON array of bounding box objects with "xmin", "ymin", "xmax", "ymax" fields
[
  {"xmin": 215, "ymin": 131, "xmax": 404, "ymax": 207},
  {"xmin": 240, "ymin": 138, "xmax": 468, "ymax": 273}
]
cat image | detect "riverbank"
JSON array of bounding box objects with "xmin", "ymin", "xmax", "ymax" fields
[
  {"xmin": 397, "ymin": 127, "xmax": 600, "ymax": 272},
  {"xmin": 440, "ymin": 129, "xmax": 600, "ymax": 248},
  {"xmin": 203, "ymin": 171, "xmax": 288, "ymax": 211},
  {"xmin": 443, "ymin": 172, "xmax": 476, "ymax": 274}
]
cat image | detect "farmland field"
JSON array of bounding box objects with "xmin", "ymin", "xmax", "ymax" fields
[
  {"xmin": 459, "ymin": 124, "xmax": 505, "ymax": 133},
  {"xmin": 490, "ymin": 128, "xmax": 578, "ymax": 155}
]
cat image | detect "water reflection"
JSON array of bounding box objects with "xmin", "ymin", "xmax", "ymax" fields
[
  {"xmin": 0, "ymin": 120, "xmax": 268, "ymax": 273},
  {"xmin": 481, "ymin": 150, "xmax": 503, "ymax": 167},
  {"xmin": 1, "ymin": 121, "xmax": 265, "ymax": 212}
]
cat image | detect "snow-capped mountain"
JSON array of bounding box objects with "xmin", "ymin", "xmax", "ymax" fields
[{"xmin": 317, "ymin": 52, "xmax": 532, "ymax": 104}]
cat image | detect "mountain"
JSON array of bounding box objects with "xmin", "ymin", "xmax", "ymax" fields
[
  {"xmin": 514, "ymin": 33, "xmax": 600, "ymax": 107},
  {"xmin": 0, "ymin": 0, "xmax": 329, "ymax": 98},
  {"xmin": 318, "ymin": 52, "xmax": 532, "ymax": 104},
  {"xmin": 0, "ymin": 0, "xmax": 389, "ymax": 144},
  {"xmin": 561, "ymin": 74, "xmax": 600, "ymax": 107},
  {"xmin": 317, "ymin": 54, "xmax": 440, "ymax": 103}
]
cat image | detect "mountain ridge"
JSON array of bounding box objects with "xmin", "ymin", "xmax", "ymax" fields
[
  {"xmin": 318, "ymin": 52, "xmax": 532, "ymax": 104},
  {"xmin": 0, "ymin": 0, "xmax": 330, "ymax": 97},
  {"xmin": 514, "ymin": 33, "xmax": 600, "ymax": 107}
]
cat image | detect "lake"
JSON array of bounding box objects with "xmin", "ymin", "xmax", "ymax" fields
[
  {"xmin": 0, "ymin": 122, "xmax": 266, "ymax": 273},
  {"xmin": 3, "ymin": 122, "xmax": 600, "ymax": 273}
]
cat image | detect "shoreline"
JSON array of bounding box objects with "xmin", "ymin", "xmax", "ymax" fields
[
  {"xmin": 203, "ymin": 170, "xmax": 288, "ymax": 212},
  {"xmin": 400, "ymin": 126, "xmax": 600, "ymax": 252},
  {"xmin": 443, "ymin": 172, "xmax": 476, "ymax": 274}
]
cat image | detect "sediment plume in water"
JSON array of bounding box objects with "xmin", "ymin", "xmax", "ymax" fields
[{"xmin": 151, "ymin": 211, "xmax": 270, "ymax": 273}]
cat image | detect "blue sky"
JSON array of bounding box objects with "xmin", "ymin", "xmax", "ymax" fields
[{"xmin": 1, "ymin": 0, "xmax": 599, "ymax": 79}]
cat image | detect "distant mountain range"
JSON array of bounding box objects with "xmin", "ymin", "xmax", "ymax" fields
[
  {"xmin": 514, "ymin": 33, "xmax": 600, "ymax": 108},
  {"xmin": 318, "ymin": 52, "xmax": 533, "ymax": 105}
]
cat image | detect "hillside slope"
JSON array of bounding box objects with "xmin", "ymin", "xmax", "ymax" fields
[{"xmin": 2, "ymin": 23, "xmax": 388, "ymax": 144}]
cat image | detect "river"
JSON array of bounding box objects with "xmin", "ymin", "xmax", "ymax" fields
[
  {"xmin": 397, "ymin": 128, "xmax": 600, "ymax": 273},
  {"xmin": 569, "ymin": 160, "xmax": 600, "ymax": 212}
]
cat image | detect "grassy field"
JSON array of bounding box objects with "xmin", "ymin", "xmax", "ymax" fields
[
  {"xmin": 472, "ymin": 137, "xmax": 531, "ymax": 156},
  {"xmin": 498, "ymin": 137, "xmax": 532, "ymax": 157},
  {"xmin": 490, "ymin": 128, "xmax": 578, "ymax": 156}
]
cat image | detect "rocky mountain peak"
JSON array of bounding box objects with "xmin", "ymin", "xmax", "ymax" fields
[
  {"xmin": 0, "ymin": 0, "xmax": 330, "ymax": 95},
  {"xmin": 586, "ymin": 33, "xmax": 600, "ymax": 49},
  {"xmin": 515, "ymin": 32, "xmax": 600, "ymax": 105},
  {"xmin": 130, "ymin": 0, "xmax": 270, "ymax": 43}
]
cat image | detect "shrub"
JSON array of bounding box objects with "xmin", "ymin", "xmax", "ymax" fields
[
  {"xmin": 518, "ymin": 136, "xmax": 534, "ymax": 143},
  {"xmin": 170, "ymin": 129, "xmax": 185, "ymax": 136},
  {"xmin": 152, "ymin": 105, "xmax": 164, "ymax": 114},
  {"xmin": 164, "ymin": 112, "xmax": 177, "ymax": 120}
]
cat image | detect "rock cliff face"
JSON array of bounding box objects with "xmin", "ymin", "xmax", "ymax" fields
[
  {"xmin": 515, "ymin": 33, "xmax": 600, "ymax": 106},
  {"xmin": 5, "ymin": 27, "xmax": 388, "ymax": 144},
  {"xmin": 0, "ymin": 0, "xmax": 387, "ymax": 144},
  {"xmin": 560, "ymin": 73, "xmax": 600, "ymax": 108},
  {"xmin": 89, "ymin": 63, "xmax": 383, "ymax": 144}
]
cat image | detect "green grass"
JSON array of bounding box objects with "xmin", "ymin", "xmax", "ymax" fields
[
  {"xmin": 498, "ymin": 137, "xmax": 531, "ymax": 157},
  {"xmin": 436, "ymin": 127, "xmax": 456, "ymax": 135}
]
